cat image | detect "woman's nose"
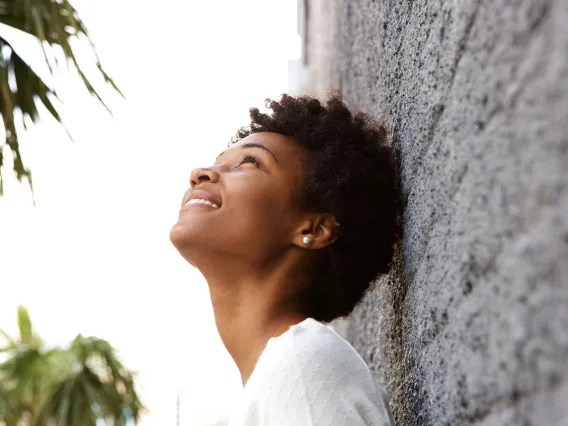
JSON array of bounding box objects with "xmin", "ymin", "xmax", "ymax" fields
[{"xmin": 190, "ymin": 167, "xmax": 220, "ymax": 188}]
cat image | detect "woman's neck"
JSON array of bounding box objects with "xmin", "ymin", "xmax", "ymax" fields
[{"xmin": 201, "ymin": 255, "xmax": 308, "ymax": 385}]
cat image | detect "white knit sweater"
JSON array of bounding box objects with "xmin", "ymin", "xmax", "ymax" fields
[{"xmin": 227, "ymin": 318, "xmax": 394, "ymax": 426}]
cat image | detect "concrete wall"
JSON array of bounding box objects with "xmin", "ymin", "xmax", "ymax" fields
[{"xmin": 304, "ymin": 1, "xmax": 568, "ymax": 425}]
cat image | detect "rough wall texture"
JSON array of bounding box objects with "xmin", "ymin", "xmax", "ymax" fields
[{"xmin": 305, "ymin": 1, "xmax": 568, "ymax": 425}]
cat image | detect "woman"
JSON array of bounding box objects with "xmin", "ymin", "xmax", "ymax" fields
[{"xmin": 170, "ymin": 93, "xmax": 399, "ymax": 425}]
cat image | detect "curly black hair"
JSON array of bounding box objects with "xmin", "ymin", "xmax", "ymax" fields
[{"xmin": 232, "ymin": 92, "xmax": 400, "ymax": 322}]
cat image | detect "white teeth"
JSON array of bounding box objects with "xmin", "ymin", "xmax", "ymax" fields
[{"xmin": 185, "ymin": 198, "xmax": 219, "ymax": 208}]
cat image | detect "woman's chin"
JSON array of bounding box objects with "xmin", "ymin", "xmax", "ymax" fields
[
  {"xmin": 169, "ymin": 225, "xmax": 210, "ymax": 270},
  {"xmin": 169, "ymin": 222, "xmax": 192, "ymax": 249},
  {"xmin": 169, "ymin": 222, "xmax": 209, "ymax": 255}
]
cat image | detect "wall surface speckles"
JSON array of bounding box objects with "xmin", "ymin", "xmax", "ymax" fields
[{"xmin": 306, "ymin": 1, "xmax": 568, "ymax": 424}]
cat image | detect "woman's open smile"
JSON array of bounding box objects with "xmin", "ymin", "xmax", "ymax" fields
[{"xmin": 180, "ymin": 188, "xmax": 222, "ymax": 213}]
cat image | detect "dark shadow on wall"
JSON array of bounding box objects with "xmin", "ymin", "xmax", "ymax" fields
[{"xmin": 347, "ymin": 242, "xmax": 415, "ymax": 425}]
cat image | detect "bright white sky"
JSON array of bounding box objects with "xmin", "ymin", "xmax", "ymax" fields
[{"xmin": 0, "ymin": 1, "xmax": 299, "ymax": 424}]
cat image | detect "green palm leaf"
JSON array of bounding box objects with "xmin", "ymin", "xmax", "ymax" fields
[
  {"xmin": 0, "ymin": 307, "xmax": 144, "ymax": 425},
  {"xmin": 0, "ymin": 378, "xmax": 22, "ymax": 426},
  {"xmin": 0, "ymin": 0, "xmax": 122, "ymax": 196},
  {"xmin": 37, "ymin": 338, "xmax": 145, "ymax": 425}
]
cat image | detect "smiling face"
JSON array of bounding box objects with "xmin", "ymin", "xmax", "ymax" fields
[{"xmin": 170, "ymin": 132, "xmax": 309, "ymax": 268}]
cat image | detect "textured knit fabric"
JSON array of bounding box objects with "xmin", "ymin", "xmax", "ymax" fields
[{"xmin": 227, "ymin": 318, "xmax": 394, "ymax": 426}]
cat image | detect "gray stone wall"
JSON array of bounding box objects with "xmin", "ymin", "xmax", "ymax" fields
[{"xmin": 304, "ymin": 1, "xmax": 568, "ymax": 425}]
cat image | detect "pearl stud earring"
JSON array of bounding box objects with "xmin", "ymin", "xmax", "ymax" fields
[{"xmin": 302, "ymin": 236, "xmax": 311, "ymax": 245}]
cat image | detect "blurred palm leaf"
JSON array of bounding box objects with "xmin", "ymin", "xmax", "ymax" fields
[
  {"xmin": 0, "ymin": 306, "xmax": 144, "ymax": 425},
  {"xmin": 35, "ymin": 335, "xmax": 144, "ymax": 425},
  {"xmin": 0, "ymin": 0, "xmax": 122, "ymax": 195},
  {"xmin": 0, "ymin": 377, "xmax": 22, "ymax": 426},
  {"xmin": 17, "ymin": 304, "xmax": 35, "ymax": 344},
  {"xmin": 0, "ymin": 306, "xmax": 59, "ymax": 424}
]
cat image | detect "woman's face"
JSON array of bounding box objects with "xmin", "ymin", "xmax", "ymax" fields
[{"xmin": 170, "ymin": 132, "xmax": 308, "ymax": 267}]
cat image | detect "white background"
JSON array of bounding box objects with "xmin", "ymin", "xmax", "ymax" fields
[{"xmin": 0, "ymin": 1, "xmax": 299, "ymax": 424}]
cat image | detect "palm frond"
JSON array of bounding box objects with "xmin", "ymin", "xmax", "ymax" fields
[
  {"xmin": 1, "ymin": 307, "xmax": 144, "ymax": 425},
  {"xmin": 0, "ymin": 377, "xmax": 23, "ymax": 426},
  {"xmin": 0, "ymin": 0, "xmax": 121, "ymax": 196},
  {"xmin": 37, "ymin": 356, "xmax": 144, "ymax": 425},
  {"xmin": 0, "ymin": 328, "xmax": 17, "ymax": 350},
  {"xmin": 17, "ymin": 305, "xmax": 33, "ymax": 344},
  {"xmin": 69, "ymin": 335, "xmax": 145, "ymax": 423}
]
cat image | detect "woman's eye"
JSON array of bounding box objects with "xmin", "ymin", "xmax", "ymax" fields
[{"xmin": 239, "ymin": 155, "xmax": 261, "ymax": 168}]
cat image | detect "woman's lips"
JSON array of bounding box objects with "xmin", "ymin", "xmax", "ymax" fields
[{"xmin": 181, "ymin": 188, "xmax": 222, "ymax": 211}]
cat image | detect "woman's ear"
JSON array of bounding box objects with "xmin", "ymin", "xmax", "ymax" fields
[{"xmin": 293, "ymin": 214, "xmax": 338, "ymax": 249}]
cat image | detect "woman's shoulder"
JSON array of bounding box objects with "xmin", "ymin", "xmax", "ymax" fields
[
  {"xmin": 283, "ymin": 318, "xmax": 357, "ymax": 355},
  {"xmin": 244, "ymin": 318, "xmax": 394, "ymax": 426},
  {"xmin": 262, "ymin": 318, "xmax": 374, "ymax": 381}
]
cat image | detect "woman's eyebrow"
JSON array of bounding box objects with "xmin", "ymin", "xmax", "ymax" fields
[
  {"xmin": 216, "ymin": 143, "xmax": 279, "ymax": 163},
  {"xmin": 241, "ymin": 143, "xmax": 279, "ymax": 163}
]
